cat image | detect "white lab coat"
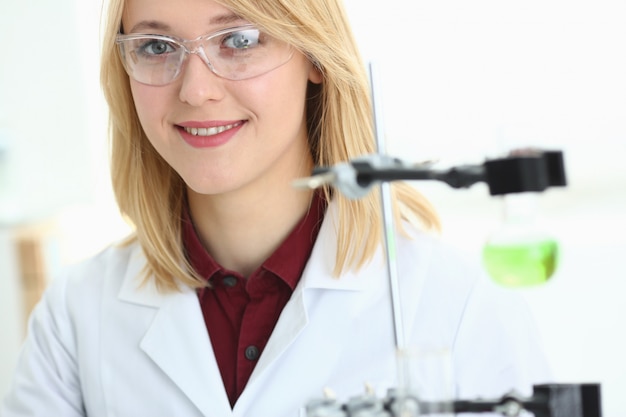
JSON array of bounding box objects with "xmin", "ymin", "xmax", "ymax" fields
[{"xmin": 1, "ymin": 202, "xmax": 551, "ymax": 417}]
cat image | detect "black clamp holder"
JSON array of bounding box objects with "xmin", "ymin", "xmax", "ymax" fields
[{"xmin": 296, "ymin": 149, "xmax": 566, "ymax": 199}]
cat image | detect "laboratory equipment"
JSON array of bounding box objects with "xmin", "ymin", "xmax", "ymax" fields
[
  {"xmin": 294, "ymin": 63, "xmax": 601, "ymax": 416},
  {"xmin": 293, "ymin": 149, "xmax": 566, "ymax": 287},
  {"xmin": 305, "ymin": 383, "xmax": 602, "ymax": 417}
]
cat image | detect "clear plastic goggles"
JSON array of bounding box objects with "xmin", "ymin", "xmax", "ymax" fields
[{"xmin": 116, "ymin": 24, "xmax": 294, "ymax": 85}]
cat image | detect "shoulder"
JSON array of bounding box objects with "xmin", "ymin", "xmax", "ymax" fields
[
  {"xmin": 24, "ymin": 239, "xmax": 150, "ymax": 368},
  {"xmin": 42, "ymin": 240, "xmax": 145, "ymax": 314},
  {"xmin": 394, "ymin": 227, "xmax": 483, "ymax": 331},
  {"xmin": 395, "ymin": 225, "xmax": 482, "ymax": 294},
  {"xmin": 63, "ymin": 239, "xmax": 140, "ymax": 283}
]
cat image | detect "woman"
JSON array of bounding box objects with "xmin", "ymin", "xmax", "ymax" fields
[{"xmin": 1, "ymin": 0, "xmax": 550, "ymax": 415}]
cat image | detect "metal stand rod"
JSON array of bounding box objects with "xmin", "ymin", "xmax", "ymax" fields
[{"xmin": 369, "ymin": 62, "xmax": 406, "ymax": 351}]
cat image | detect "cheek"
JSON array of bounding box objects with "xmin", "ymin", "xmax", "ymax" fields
[
  {"xmin": 129, "ymin": 81, "xmax": 169, "ymax": 134},
  {"xmin": 245, "ymin": 64, "xmax": 311, "ymax": 124}
]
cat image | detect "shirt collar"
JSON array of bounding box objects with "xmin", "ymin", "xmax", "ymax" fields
[{"xmin": 262, "ymin": 191, "xmax": 326, "ymax": 290}]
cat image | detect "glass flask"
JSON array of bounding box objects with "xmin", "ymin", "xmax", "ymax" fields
[{"xmin": 483, "ymin": 192, "xmax": 558, "ymax": 287}]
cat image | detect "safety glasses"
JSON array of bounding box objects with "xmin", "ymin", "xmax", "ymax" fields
[{"xmin": 116, "ymin": 24, "xmax": 294, "ymax": 85}]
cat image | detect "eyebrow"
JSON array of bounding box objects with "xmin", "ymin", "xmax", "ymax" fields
[{"xmin": 128, "ymin": 13, "xmax": 247, "ymax": 34}]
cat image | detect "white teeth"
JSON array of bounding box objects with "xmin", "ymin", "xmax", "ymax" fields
[{"xmin": 183, "ymin": 122, "xmax": 242, "ymax": 136}]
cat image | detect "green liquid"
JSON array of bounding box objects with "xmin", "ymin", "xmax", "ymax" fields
[{"xmin": 483, "ymin": 239, "xmax": 558, "ymax": 287}]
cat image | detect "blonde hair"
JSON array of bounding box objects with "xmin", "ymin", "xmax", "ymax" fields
[{"xmin": 100, "ymin": 0, "xmax": 440, "ymax": 291}]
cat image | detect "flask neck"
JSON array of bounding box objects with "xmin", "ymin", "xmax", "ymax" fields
[{"xmin": 501, "ymin": 193, "xmax": 540, "ymax": 224}]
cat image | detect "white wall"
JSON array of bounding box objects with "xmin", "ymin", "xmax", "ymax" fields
[
  {"xmin": 0, "ymin": 1, "xmax": 90, "ymax": 221},
  {"xmin": 343, "ymin": 1, "xmax": 626, "ymax": 416},
  {"xmin": 0, "ymin": 0, "xmax": 123, "ymax": 399},
  {"xmin": 1, "ymin": 0, "xmax": 624, "ymax": 415}
]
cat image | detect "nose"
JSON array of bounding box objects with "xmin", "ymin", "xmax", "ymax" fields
[{"xmin": 178, "ymin": 52, "xmax": 226, "ymax": 106}]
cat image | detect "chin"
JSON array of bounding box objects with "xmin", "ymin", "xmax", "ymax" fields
[{"xmin": 184, "ymin": 176, "xmax": 243, "ymax": 197}]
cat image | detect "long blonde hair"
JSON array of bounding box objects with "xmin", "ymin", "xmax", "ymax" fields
[{"xmin": 100, "ymin": 0, "xmax": 440, "ymax": 291}]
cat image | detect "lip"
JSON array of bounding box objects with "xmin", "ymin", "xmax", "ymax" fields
[{"xmin": 176, "ymin": 120, "xmax": 246, "ymax": 148}]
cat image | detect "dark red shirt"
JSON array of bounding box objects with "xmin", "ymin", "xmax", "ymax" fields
[{"xmin": 182, "ymin": 193, "xmax": 326, "ymax": 407}]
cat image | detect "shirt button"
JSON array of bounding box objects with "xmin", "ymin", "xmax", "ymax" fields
[
  {"xmin": 244, "ymin": 345, "xmax": 260, "ymax": 361},
  {"xmin": 222, "ymin": 275, "xmax": 238, "ymax": 287}
]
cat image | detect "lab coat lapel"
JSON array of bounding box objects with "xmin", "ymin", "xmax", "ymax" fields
[
  {"xmin": 240, "ymin": 201, "xmax": 377, "ymax": 391},
  {"xmin": 235, "ymin": 203, "xmax": 386, "ymax": 415},
  {"xmin": 118, "ymin": 248, "xmax": 232, "ymax": 416},
  {"xmin": 247, "ymin": 278, "xmax": 309, "ymax": 381}
]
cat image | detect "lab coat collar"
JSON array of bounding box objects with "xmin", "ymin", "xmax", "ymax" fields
[
  {"xmin": 117, "ymin": 243, "xmax": 168, "ymax": 307},
  {"xmin": 298, "ymin": 199, "xmax": 383, "ymax": 293},
  {"xmin": 139, "ymin": 288, "xmax": 232, "ymax": 415},
  {"xmin": 116, "ymin": 244, "xmax": 232, "ymax": 415}
]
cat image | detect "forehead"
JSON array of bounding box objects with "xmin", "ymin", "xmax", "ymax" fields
[{"xmin": 122, "ymin": 0, "xmax": 247, "ymax": 35}]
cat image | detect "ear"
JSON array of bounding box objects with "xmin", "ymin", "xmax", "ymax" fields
[{"xmin": 308, "ymin": 63, "xmax": 323, "ymax": 84}]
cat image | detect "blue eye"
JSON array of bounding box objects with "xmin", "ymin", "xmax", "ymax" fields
[
  {"xmin": 139, "ymin": 39, "xmax": 177, "ymax": 56},
  {"xmin": 223, "ymin": 29, "xmax": 260, "ymax": 49}
]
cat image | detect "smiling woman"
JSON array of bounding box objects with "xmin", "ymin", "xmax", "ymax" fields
[{"xmin": 1, "ymin": 0, "xmax": 554, "ymax": 416}]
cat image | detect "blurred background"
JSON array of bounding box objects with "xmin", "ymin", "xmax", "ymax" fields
[{"xmin": 1, "ymin": 0, "xmax": 625, "ymax": 415}]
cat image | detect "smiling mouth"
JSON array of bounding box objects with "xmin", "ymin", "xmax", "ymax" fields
[{"xmin": 182, "ymin": 122, "xmax": 243, "ymax": 137}]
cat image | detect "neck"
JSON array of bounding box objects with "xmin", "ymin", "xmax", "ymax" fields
[{"xmin": 187, "ymin": 163, "xmax": 315, "ymax": 278}]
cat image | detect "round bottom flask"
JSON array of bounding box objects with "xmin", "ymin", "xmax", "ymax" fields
[{"xmin": 483, "ymin": 193, "xmax": 558, "ymax": 287}]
